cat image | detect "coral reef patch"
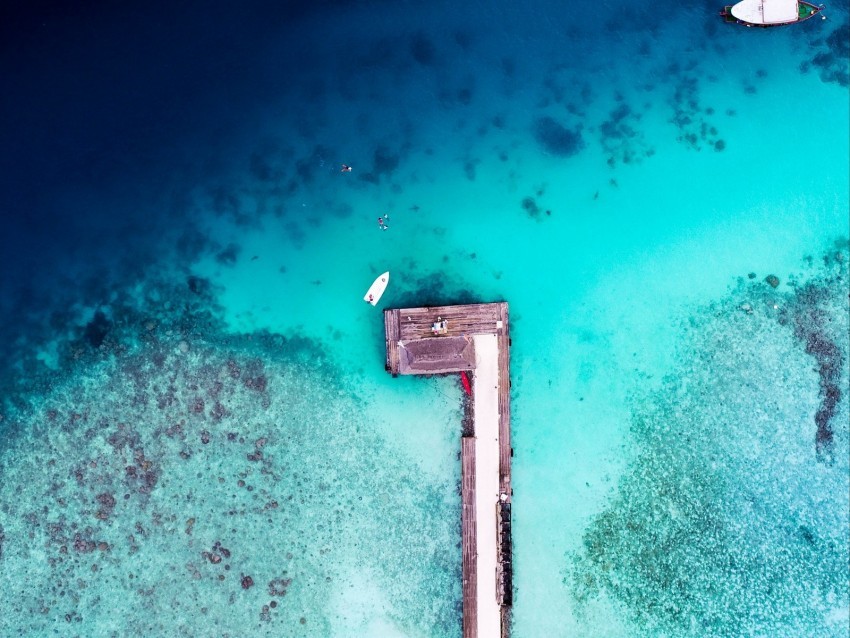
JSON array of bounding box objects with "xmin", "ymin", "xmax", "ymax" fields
[
  {"xmin": 0, "ymin": 275, "xmax": 460, "ymax": 636},
  {"xmin": 565, "ymin": 242, "xmax": 849, "ymax": 637}
]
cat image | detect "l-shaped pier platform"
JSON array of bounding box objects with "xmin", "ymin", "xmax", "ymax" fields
[{"xmin": 384, "ymin": 302, "xmax": 512, "ymax": 638}]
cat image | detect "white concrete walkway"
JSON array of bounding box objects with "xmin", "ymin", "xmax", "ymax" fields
[{"xmin": 472, "ymin": 334, "xmax": 501, "ymax": 638}]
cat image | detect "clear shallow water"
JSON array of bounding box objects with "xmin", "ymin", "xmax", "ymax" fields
[{"xmin": 0, "ymin": 2, "xmax": 848, "ymax": 636}]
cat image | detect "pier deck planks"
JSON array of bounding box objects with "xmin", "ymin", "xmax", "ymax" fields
[{"xmin": 461, "ymin": 437, "xmax": 478, "ymax": 638}]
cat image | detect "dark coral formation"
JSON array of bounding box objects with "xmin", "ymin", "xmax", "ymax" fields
[
  {"xmin": 598, "ymin": 101, "xmax": 653, "ymax": 167},
  {"xmin": 215, "ymin": 242, "xmax": 241, "ymax": 266},
  {"xmin": 521, "ymin": 196, "xmax": 542, "ymax": 220},
  {"xmin": 805, "ymin": 22, "xmax": 850, "ymax": 87},
  {"xmin": 268, "ymin": 577, "xmax": 292, "ymax": 596},
  {"xmin": 83, "ymin": 311, "xmax": 112, "ymax": 349},
  {"xmin": 187, "ymin": 275, "xmax": 212, "ymax": 296},
  {"xmin": 358, "ymin": 145, "xmax": 401, "ymax": 184},
  {"xmin": 410, "ymin": 32, "xmax": 437, "ymax": 66},
  {"xmin": 667, "ymin": 68, "xmax": 723, "ymax": 152},
  {"xmin": 781, "ymin": 247, "xmax": 848, "ymax": 463},
  {"xmin": 390, "ymin": 271, "xmax": 482, "ymax": 310},
  {"xmin": 533, "ymin": 116, "xmax": 585, "ymax": 158},
  {"xmin": 795, "ymin": 306, "xmax": 842, "ymax": 462}
]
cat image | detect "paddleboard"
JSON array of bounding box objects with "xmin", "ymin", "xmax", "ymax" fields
[
  {"xmin": 364, "ymin": 271, "xmax": 390, "ymax": 306},
  {"xmin": 460, "ymin": 371, "xmax": 472, "ymax": 396}
]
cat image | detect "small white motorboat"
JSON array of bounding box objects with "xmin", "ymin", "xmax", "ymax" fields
[{"xmin": 364, "ymin": 272, "xmax": 390, "ymax": 306}]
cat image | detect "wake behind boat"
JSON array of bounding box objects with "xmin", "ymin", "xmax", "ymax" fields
[
  {"xmin": 720, "ymin": 0, "xmax": 824, "ymax": 26},
  {"xmin": 364, "ymin": 272, "xmax": 390, "ymax": 306}
]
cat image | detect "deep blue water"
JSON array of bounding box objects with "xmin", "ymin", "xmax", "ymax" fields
[
  {"xmin": 2, "ymin": 2, "xmax": 297, "ymax": 290},
  {"xmin": 1, "ymin": 0, "xmax": 847, "ymax": 311}
]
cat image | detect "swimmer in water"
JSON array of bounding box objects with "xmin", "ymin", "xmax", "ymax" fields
[{"xmin": 341, "ymin": 164, "xmax": 352, "ymax": 173}]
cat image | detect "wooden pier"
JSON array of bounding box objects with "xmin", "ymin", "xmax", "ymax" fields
[{"xmin": 384, "ymin": 302, "xmax": 512, "ymax": 638}]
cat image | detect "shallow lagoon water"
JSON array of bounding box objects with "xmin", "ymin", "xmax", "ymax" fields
[{"xmin": 0, "ymin": 2, "xmax": 848, "ymax": 636}]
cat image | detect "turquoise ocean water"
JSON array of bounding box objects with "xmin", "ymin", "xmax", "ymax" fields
[{"xmin": 0, "ymin": 2, "xmax": 848, "ymax": 636}]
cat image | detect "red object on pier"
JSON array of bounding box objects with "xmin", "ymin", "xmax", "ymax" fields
[{"xmin": 460, "ymin": 370, "xmax": 472, "ymax": 395}]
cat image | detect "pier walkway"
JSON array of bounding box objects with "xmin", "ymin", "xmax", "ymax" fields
[{"xmin": 384, "ymin": 302, "xmax": 512, "ymax": 638}]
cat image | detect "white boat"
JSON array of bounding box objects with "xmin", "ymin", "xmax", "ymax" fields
[
  {"xmin": 720, "ymin": 0, "xmax": 823, "ymax": 26},
  {"xmin": 364, "ymin": 272, "xmax": 390, "ymax": 306}
]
